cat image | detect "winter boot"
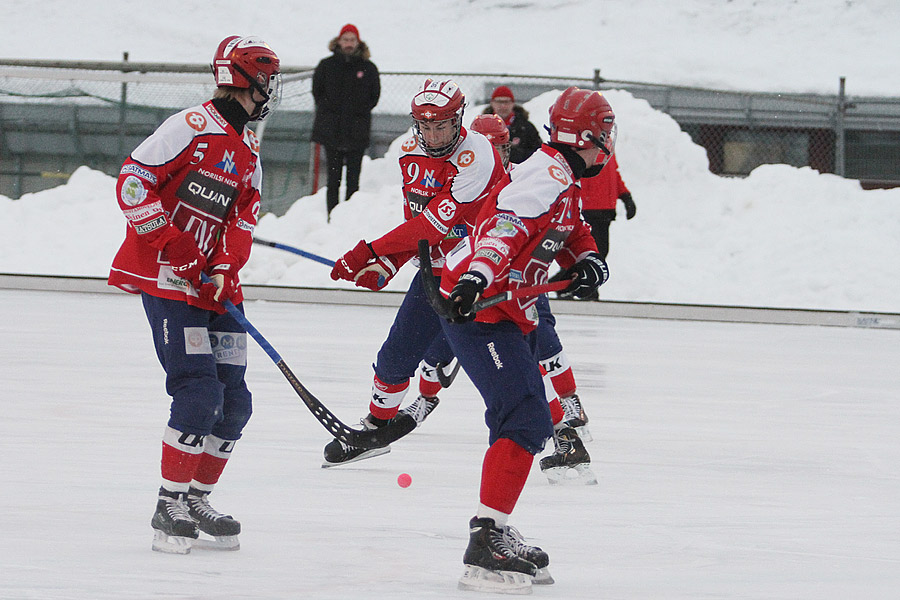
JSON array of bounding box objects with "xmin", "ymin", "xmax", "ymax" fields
[
  {"xmin": 151, "ymin": 487, "xmax": 199, "ymax": 554},
  {"xmin": 458, "ymin": 517, "xmax": 536, "ymax": 594},
  {"xmin": 539, "ymin": 427, "xmax": 597, "ymax": 485}
]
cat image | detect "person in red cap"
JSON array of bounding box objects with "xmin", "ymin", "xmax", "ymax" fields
[
  {"xmin": 482, "ymin": 85, "xmax": 542, "ymax": 164},
  {"xmin": 312, "ymin": 23, "xmax": 381, "ymax": 220}
]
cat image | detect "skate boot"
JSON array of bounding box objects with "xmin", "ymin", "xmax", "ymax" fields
[
  {"xmin": 322, "ymin": 414, "xmax": 391, "ymax": 468},
  {"xmin": 399, "ymin": 394, "xmax": 440, "ymax": 428},
  {"xmin": 502, "ymin": 525, "xmax": 554, "ymax": 585},
  {"xmin": 151, "ymin": 487, "xmax": 199, "ymax": 554},
  {"xmin": 560, "ymin": 394, "xmax": 592, "ymax": 442},
  {"xmin": 186, "ymin": 487, "xmax": 241, "ymax": 550},
  {"xmin": 539, "ymin": 426, "xmax": 598, "ymax": 485},
  {"xmin": 458, "ymin": 517, "xmax": 536, "ymax": 594}
]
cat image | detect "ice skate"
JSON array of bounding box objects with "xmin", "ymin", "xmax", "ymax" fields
[
  {"xmin": 150, "ymin": 487, "xmax": 198, "ymax": 554},
  {"xmin": 501, "ymin": 525, "xmax": 553, "ymax": 585},
  {"xmin": 560, "ymin": 394, "xmax": 592, "ymax": 442},
  {"xmin": 539, "ymin": 427, "xmax": 598, "ymax": 485},
  {"xmin": 458, "ymin": 517, "xmax": 536, "ymax": 594},
  {"xmin": 399, "ymin": 394, "xmax": 440, "ymax": 428},
  {"xmin": 186, "ymin": 487, "xmax": 241, "ymax": 550},
  {"xmin": 322, "ymin": 414, "xmax": 391, "ymax": 468}
]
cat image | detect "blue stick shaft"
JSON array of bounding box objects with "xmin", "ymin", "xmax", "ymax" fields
[{"xmin": 253, "ymin": 238, "xmax": 334, "ymax": 267}]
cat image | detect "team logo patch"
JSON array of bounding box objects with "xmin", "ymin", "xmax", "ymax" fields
[
  {"xmin": 437, "ymin": 198, "xmax": 457, "ymax": 220},
  {"xmin": 457, "ymin": 150, "xmax": 475, "ymax": 167},
  {"xmin": 185, "ymin": 111, "xmax": 207, "ymax": 132},
  {"xmin": 401, "ymin": 137, "xmax": 418, "ymax": 153},
  {"xmin": 246, "ymin": 129, "xmax": 260, "ymax": 153},
  {"xmin": 120, "ymin": 175, "xmax": 147, "ymax": 206},
  {"xmin": 549, "ymin": 165, "xmax": 569, "ymax": 185},
  {"xmin": 215, "ymin": 150, "xmax": 238, "ymax": 175}
]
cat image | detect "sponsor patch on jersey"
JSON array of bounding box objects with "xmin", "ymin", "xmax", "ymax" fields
[
  {"xmin": 236, "ymin": 218, "xmax": 254, "ymax": 232},
  {"xmin": 423, "ymin": 208, "xmax": 450, "ymax": 235},
  {"xmin": 509, "ymin": 269, "xmax": 524, "ymax": 282},
  {"xmin": 176, "ymin": 171, "xmax": 238, "ymax": 219},
  {"xmin": 444, "ymin": 223, "xmax": 468, "ymax": 240},
  {"xmin": 418, "ymin": 169, "xmax": 440, "ymax": 188},
  {"xmin": 120, "ymin": 164, "xmax": 157, "ymax": 185},
  {"xmin": 184, "ymin": 327, "xmax": 213, "ymax": 355},
  {"xmin": 488, "ymin": 220, "xmax": 519, "ymax": 238},
  {"xmin": 456, "ymin": 150, "xmax": 475, "ymax": 168},
  {"xmin": 209, "ymin": 331, "xmax": 247, "ymax": 366},
  {"xmin": 246, "ymin": 129, "xmax": 260, "ymax": 153},
  {"xmin": 549, "ymin": 165, "xmax": 569, "ymax": 185},
  {"xmin": 214, "ymin": 150, "xmax": 239, "ymax": 175},
  {"xmin": 401, "ymin": 137, "xmax": 418, "ymax": 153},
  {"xmin": 123, "ymin": 201, "xmax": 164, "ymax": 223},
  {"xmin": 134, "ymin": 215, "xmax": 167, "ymax": 235},
  {"xmin": 475, "ymin": 236, "xmax": 510, "ymax": 257},
  {"xmin": 473, "ymin": 247, "xmax": 503, "ymax": 266},
  {"xmin": 406, "ymin": 190, "xmax": 432, "ymax": 217},
  {"xmin": 185, "ymin": 111, "xmax": 207, "ymax": 132},
  {"xmin": 533, "ymin": 227, "xmax": 570, "ymax": 262},
  {"xmin": 435, "ymin": 197, "xmax": 457, "ymax": 221},
  {"xmin": 120, "ymin": 175, "xmax": 148, "ymax": 206}
]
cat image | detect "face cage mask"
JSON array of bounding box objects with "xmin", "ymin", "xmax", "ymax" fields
[
  {"xmin": 586, "ymin": 122, "xmax": 617, "ymax": 169},
  {"xmin": 412, "ymin": 115, "xmax": 463, "ymax": 158},
  {"xmin": 253, "ymin": 72, "xmax": 282, "ymax": 122},
  {"xmin": 495, "ymin": 142, "xmax": 511, "ymax": 169}
]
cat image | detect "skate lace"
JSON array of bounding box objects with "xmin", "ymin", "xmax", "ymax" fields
[
  {"xmin": 487, "ymin": 527, "xmax": 518, "ymax": 559},
  {"xmin": 501, "ymin": 525, "xmax": 536, "ymax": 557},
  {"xmin": 163, "ymin": 495, "xmax": 193, "ymax": 521},
  {"xmin": 560, "ymin": 394, "xmax": 583, "ymax": 422},
  {"xmin": 399, "ymin": 395, "xmax": 436, "ymax": 424},
  {"xmin": 188, "ymin": 494, "xmax": 225, "ymax": 521}
]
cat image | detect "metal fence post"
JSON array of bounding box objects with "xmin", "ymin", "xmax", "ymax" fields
[
  {"xmin": 835, "ymin": 76, "xmax": 847, "ymax": 177},
  {"xmin": 118, "ymin": 52, "xmax": 129, "ymax": 161},
  {"xmin": 593, "ymin": 68, "xmax": 602, "ymax": 90}
]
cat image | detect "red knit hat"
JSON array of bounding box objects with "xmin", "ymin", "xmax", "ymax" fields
[
  {"xmin": 491, "ymin": 85, "xmax": 514, "ymax": 101},
  {"xmin": 339, "ymin": 23, "xmax": 360, "ymax": 38}
]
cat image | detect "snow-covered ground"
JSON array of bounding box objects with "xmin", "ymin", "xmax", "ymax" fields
[{"xmin": 2, "ymin": 288, "xmax": 898, "ymax": 599}]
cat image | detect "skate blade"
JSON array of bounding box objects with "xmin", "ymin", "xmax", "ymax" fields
[
  {"xmin": 533, "ymin": 567, "xmax": 554, "ymax": 585},
  {"xmin": 321, "ymin": 446, "xmax": 391, "ymax": 468},
  {"xmin": 151, "ymin": 530, "xmax": 193, "ymax": 554},
  {"xmin": 193, "ymin": 534, "xmax": 240, "ymax": 551},
  {"xmin": 458, "ymin": 564, "xmax": 533, "ymax": 595},
  {"xmin": 543, "ymin": 463, "xmax": 598, "ymax": 486}
]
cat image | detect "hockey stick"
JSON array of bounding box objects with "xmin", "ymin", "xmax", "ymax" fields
[
  {"xmin": 201, "ymin": 274, "xmax": 416, "ymax": 449},
  {"xmin": 417, "ymin": 239, "xmax": 571, "ymax": 320},
  {"xmin": 253, "ymin": 237, "xmax": 334, "ymax": 267},
  {"xmin": 254, "ymin": 237, "xmax": 385, "ymax": 288}
]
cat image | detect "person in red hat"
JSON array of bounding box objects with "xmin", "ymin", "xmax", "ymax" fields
[
  {"xmin": 482, "ymin": 85, "xmax": 542, "ymax": 164},
  {"xmin": 312, "ymin": 23, "xmax": 381, "ymax": 220}
]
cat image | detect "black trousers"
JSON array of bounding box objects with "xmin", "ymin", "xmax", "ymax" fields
[
  {"xmin": 581, "ymin": 209, "xmax": 616, "ymax": 261},
  {"xmin": 323, "ymin": 146, "xmax": 365, "ymax": 216}
]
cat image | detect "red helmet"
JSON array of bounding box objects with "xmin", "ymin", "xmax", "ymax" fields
[
  {"xmin": 470, "ymin": 114, "xmax": 510, "ymax": 167},
  {"xmin": 547, "ymin": 87, "xmax": 616, "ymax": 156},
  {"xmin": 410, "ymin": 79, "xmax": 466, "ymax": 157},
  {"xmin": 211, "ymin": 36, "xmax": 282, "ymax": 121}
]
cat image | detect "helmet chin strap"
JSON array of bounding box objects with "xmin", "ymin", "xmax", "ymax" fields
[{"xmin": 231, "ymin": 63, "xmax": 272, "ymax": 121}]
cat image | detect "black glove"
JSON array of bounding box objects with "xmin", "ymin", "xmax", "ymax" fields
[
  {"xmin": 562, "ymin": 253, "xmax": 609, "ymax": 299},
  {"xmin": 620, "ymin": 192, "xmax": 636, "ymax": 220},
  {"xmin": 448, "ymin": 271, "xmax": 488, "ymax": 323}
]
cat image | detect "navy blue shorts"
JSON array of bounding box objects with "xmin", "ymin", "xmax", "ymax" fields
[
  {"xmin": 440, "ymin": 318, "xmax": 554, "ymax": 455},
  {"xmin": 141, "ymin": 293, "xmax": 252, "ymax": 440}
]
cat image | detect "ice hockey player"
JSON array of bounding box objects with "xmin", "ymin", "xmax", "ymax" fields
[
  {"xmin": 324, "ymin": 79, "xmax": 506, "ymax": 466},
  {"xmin": 417, "ymin": 112, "xmax": 596, "ymax": 485},
  {"xmin": 108, "ymin": 36, "xmax": 282, "ymax": 554},
  {"xmin": 435, "ymin": 86, "xmax": 616, "ymax": 592}
]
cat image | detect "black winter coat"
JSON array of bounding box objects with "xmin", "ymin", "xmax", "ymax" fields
[
  {"xmin": 311, "ymin": 42, "xmax": 380, "ymax": 151},
  {"xmin": 482, "ymin": 104, "xmax": 543, "ymax": 164}
]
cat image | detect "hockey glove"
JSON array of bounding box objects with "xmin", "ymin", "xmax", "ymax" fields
[
  {"xmin": 448, "ymin": 271, "xmax": 488, "ymax": 324},
  {"xmin": 620, "ymin": 192, "xmax": 636, "ymax": 220},
  {"xmin": 199, "ymin": 263, "xmax": 239, "ymax": 304},
  {"xmin": 165, "ymin": 230, "xmax": 207, "ymax": 287},
  {"xmin": 561, "ymin": 253, "xmax": 609, "ymax": 299},
  {"xmin": 354, "ymin": 254, "xmax": 400, "ymax": 291},
  {"xmin": 330, "ymin": 240, "xmax": 375, "ymax": 282}
]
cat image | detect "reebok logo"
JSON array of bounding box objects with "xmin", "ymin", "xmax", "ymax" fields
[{"xmin": 487, "ymin": 342, "xmax": 503, "ymax": 370}]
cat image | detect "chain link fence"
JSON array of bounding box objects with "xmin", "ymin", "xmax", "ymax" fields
[{"xmin": 2, "ymin": 59, "xmax": 898, "ymax": 215}]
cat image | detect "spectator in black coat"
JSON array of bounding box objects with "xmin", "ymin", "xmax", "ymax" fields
[
  {"xmin": 481, "ymin": 85, "xmax": 542, "ymax": 164},
  {"xmin": 312, "ymin": 23, "xmax": 381, "ymax": 219}
]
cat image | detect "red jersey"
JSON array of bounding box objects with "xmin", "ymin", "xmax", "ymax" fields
[
  {"xmin": 108, "ymin": 101, "xmax": 262, "ymax": 311},
  {"xmin": 441, "ymin": 145, "xmax": 598, "ymax": 333},
  {"xmin": 580, "ymin": 154, "xmax": 629, "ymax": 211},
  {"xmin": 368, "ymin": 127, "xmax": 505, "ymax": 272}
]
